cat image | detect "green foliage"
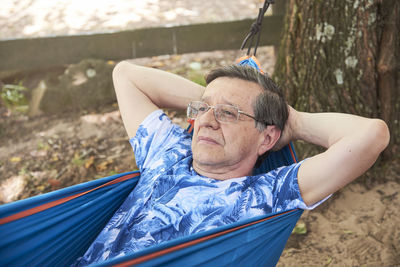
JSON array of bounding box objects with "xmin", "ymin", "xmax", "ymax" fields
[
  {"xmin": 169, "ymin": 65, "xmax": 206, "ymax": 87},
  {"xmin": 71, "ymin": 153, "xmax": 84, "ymax": 167},
  {"xmin": 1, "ymin": 82, "xmax": 29, "ymax": 113},
  {"xmin": 18, "ymin": 166, "xmax": 29, "ymax": 176},
  {"xmin": 188, "ymin": 70, "xmax": 206, "ymax": 87},
  {"xmin": 37, "ymin": 140, "xmax": 50, "ymax": 151}
]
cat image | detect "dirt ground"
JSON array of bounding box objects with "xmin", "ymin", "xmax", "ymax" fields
[{"xmin": 1, "ymin": 0, "xmax": 400, "ymax": 266}]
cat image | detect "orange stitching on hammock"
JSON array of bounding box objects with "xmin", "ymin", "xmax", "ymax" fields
[
  {"xmin": 113, "ymin": 209, "xmax": 298, "ymax": 266},
  {"xmin": 0, "ymin": 172, "xmax": 140, "ymax": 225},
  {"xmin": 288, "ymin": 144, "xmax": 297, "ymax": 163}
]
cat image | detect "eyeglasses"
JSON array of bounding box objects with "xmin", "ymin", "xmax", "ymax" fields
[{"xmin": 187, "ymin": 101, "xmax": 258, "ymax": 124}]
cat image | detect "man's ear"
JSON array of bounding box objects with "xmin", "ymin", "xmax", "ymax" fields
[{"xmin": 258, "ymin": 126, "xmax": 282, "ymax": 156}]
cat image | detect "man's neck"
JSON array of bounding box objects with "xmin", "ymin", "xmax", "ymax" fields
[{"xmin": 192, "ymin": 160, "xmax": 253, "ymax": 180}]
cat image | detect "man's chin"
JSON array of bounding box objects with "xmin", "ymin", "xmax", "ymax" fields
[
  {"xmin": 192, "ymin": 155, "xmax": 223, "ymax": 167},
  {"xmin": 192, "ymin": 145, "xmax": 226, "ymax": 163}
]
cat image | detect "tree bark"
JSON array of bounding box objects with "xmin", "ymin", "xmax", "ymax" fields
[{"xmin": 273, "ymin": 0, "xmax": 399, "ymax": 161}]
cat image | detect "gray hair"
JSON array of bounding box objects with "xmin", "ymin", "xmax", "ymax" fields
[{"xmin": 205, "ymin": 65, "xmax": 288, "ymax": 132}]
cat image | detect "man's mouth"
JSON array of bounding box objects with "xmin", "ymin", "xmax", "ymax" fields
[{"xmin": 197, "ymin": 136, "xmax": 221, "ymax": 145}]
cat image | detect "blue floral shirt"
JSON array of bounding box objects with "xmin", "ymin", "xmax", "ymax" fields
[{"xmin": 76, "ymin": 110, "xmax": 324, "ymax": 265}]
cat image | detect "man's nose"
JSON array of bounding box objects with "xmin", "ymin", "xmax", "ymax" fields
[{"xmin": 198, "ymin": 108, "xmax": 219, "ymax": 129}]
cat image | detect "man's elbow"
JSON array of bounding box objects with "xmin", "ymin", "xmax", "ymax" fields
[
  {"xmin": 112, "ymin": 61, "xmax": 130, "ymax": 82},
  {"xmin": 369, "ymin": 119, "xmax": 390, "ymax": 155}
]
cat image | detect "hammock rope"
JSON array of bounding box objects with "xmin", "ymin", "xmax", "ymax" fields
[{"xmin": 240, "ymin": 0, "xmax": 275, "ymax": 56}]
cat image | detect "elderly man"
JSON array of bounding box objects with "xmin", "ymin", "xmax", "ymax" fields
[{"xmin": 75, "ymin": 62, "xmax": 389, "ymax": 265}]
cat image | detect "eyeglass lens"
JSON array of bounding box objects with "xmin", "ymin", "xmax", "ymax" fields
[{"xmin": 187, "ymin": 101, "xmax": 239, "ymax": 123}]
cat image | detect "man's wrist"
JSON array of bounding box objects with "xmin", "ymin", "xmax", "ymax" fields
[{"xmin": 285, "ymin": 106, "xmax": 300, "ymax": 142}]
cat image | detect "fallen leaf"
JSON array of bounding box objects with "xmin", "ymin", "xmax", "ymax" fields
[
  {"xmin": 30, "ymin": 150, "xmax": 47, "ymax": 157},
  {"xmin": 150, "ymin": 61, "xmax": 165, "ymax": 68},
  {"xmin": 325, "ymin": 257, "xmax": 332, "ymax": 266},
  {"xmin": 172, "ymin": 55, "xmax": 182, "ymax": 61},
  {"xmin": 0, "ymin": 175, "xmax": 27, "ymax": 203},
  {"xmin": 10, "ymin": 157, "xmax": 22, "ymax": 163},
  {"xmin": 96, "ymin": 159, "xmax": 113, "ymax": 171},
  {"xmin": 36, "ymin": 185, "xmax": 45, "ymax": 192},
  {"xmin": 85, "ymin": 156, "xmax": 95, "ymax": 169},
  {"xmin": 292, "ymin": 222, "xmax": 307, "ymax": 235},
  {"xmin": 48, "ymin": 179, "xmax": 61, "ymax": 187}
]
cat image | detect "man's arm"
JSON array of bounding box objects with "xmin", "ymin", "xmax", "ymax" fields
[
  {"xmin": 277, "ymin": 106, "xmax": 390, "ymax": 206},
  {"xmin": 112, "ymin": 61, "xmax": 205, "ymax": 138}
]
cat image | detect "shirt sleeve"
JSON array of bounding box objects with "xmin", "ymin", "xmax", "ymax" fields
[
  {"xmin": 129, "ymin": 110, "xmax": 191, "ymax": 171},
  {"xmin": 270, "ymin": 160, "xmax": 331, "ymax": 211}
]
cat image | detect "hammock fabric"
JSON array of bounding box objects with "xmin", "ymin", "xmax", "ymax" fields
[
  {"xmin": 0, "ymin": 151, "xmax": 300, "ymax": 267},
  {"xmin": 0, "ymin": 56, "xmax": 302, "ymax": 267}
]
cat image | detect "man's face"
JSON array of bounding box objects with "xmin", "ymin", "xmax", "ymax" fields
[{"xmin": 191, "ymin": 77, "xmax": 265, "ymax": 177}]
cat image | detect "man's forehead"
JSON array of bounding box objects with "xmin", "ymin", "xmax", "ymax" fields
[
  {"xmin": 201, "ymin": 95, "xmax": 236, "ymax": 106},
  {"xmin": 202, "ymin": 77, "xmax": 262, "ymax": 108}
]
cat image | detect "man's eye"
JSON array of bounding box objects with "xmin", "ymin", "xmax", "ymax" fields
[
  {"xmin": 198, "ymin": 107, "xmax": 207, "ymax": 112},
  {"xmin": 222, "ymin": 110, "xmax": 236, "ymax": 117}
]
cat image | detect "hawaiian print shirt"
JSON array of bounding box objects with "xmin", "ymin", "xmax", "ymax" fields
[{"xmin": 75, "ymin": 110, "xmax": 324, "ymax": 265}]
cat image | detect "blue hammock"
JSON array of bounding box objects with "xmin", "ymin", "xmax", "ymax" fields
[
  {"xmin": 0, "ymin": 144, "xmax": 300, "ymax": 267},
  {"xmin": 0, "ymin": 57, "xmax": 302, "ymax": 266}
]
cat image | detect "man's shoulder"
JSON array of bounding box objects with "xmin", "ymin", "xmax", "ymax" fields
[
  {"xmin": 132, "ymin": 110, "xmax": 190, "ymax": 145},
  {"xmin": 130, "ymin": 110, "xmax": 192, "ymax": 171},
  {"xmin": 246, "ymin": 161, "xmax": 304, "ymax": 194}
]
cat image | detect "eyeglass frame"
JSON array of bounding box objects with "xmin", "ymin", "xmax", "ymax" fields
[{"xmin": 187, "ymin": 100, "xmax": 263, "ymax": 124}]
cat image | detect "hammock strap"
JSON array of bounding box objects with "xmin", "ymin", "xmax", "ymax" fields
[{"xmin": 240, "ymin": 0, "xmax": 275, "ymax": 56}]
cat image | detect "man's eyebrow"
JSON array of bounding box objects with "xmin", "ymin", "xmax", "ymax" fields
[
  {"xmin": 220, "ymin": 97, "xmax": 241, "ymax": 109},
  {"xmin": 223, "ymin": 100, "xmax": 238, "ymax": 107},
  {"xmin": 201, "ymin": 96, "xmax": 242, "ymax": 108}
]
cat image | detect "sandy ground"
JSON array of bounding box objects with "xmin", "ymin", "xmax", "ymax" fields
[
  {"xmin": 1, "ymin": 1, "xmax": 399, "ymax": 266},
  {"xmin": 278, "ymin": 179, "xmax": 400, "ymax": 266}
]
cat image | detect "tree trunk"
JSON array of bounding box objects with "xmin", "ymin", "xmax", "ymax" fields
[{"xmin": 273, "ymin": 0, "xmax": 399, "ymax": 161}]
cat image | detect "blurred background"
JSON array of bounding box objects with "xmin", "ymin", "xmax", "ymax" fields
[{"xmin": 1, "ymin": 0, "xmax": 264, "ymax": 39}]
